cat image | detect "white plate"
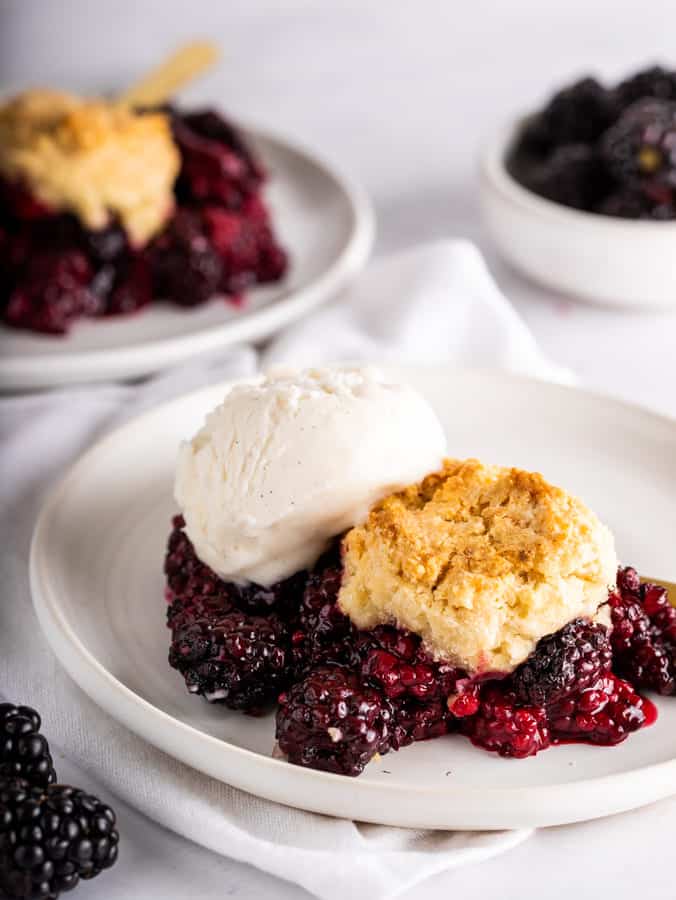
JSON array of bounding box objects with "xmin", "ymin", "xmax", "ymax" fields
[
  {"xmin": 30, "ymin": 367, "xmax": 676, "ymax": 830},
  {"xmin": 0, "ymin": 126, "xmax": 374, "ymax": 391}
]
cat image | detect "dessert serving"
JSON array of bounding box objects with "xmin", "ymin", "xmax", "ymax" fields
[
  {"xmin": 0, "ymin": 89, "xmax": 287, "ymax": 334},
  {"xmin": 164, "ymin": 367, "xmax": 673, "ymax": 776},
  {"xmin": 509, "ymin": 64, "xmax": 676, "ymax": 219}
]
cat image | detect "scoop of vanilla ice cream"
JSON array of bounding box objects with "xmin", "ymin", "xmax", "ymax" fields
[{"xmin": 174, "ymin": 367, "xmax": 447, "ymax": 585}]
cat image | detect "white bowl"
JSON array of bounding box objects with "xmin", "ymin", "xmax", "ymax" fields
[{"xmin": 479, "ymin": 121, "xmax": 676, "ymax": 309}]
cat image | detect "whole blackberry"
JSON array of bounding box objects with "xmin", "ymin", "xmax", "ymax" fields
[
  {"xmin": 164, "ymin": 516, "xmax": 304, "ymax": 623},
  {"xmin": 105, "ymin": 255, "xmax": 152, "ymax": 316},
  {"xmin": 618, "ymin": 66, "xmax": 676, "ymax": 107},
  {"xmin": 151, "ymin": 209, "xmax": 222, "ymax": 306},
  {"xmin": 171, "ymin": 110, "xmax": 263, "ymax": 207},
  {"xmin": 356, "ymin": 624, "xmax": 463, "ymax": 703},
  {"xmin": 276, "ymin": 666, "xmax": 392, "ymax": 776},
  {"xmin": 295, "ymin": 550, "xmax": 355, "ymax": 671},
  {"xmin": 548, "ymin": 673, "xmax": 648, "ymax": 745},
  {"xmin": 601, "ymin": 99, "xmax": 676, "ymax": 184},
  {"xmin": 461, "ymin": 685, "xmax": 550, "ymax": 759},
  {"xmin": 514, "ymin": 143, "xmax": 613, "ymax": 211},
  {"xmin": 3, "ymin": 250, "xmax": 99, "ymax": 334},
  {"xmin": 521, "ymin": 77, "xmax": 619, "ymax": 152},
  {"xmin": 595, "ymin": 184, "xmax": 676, "ymax": 220},
  {"xmin": 610, "ymin": 567, "xmax": 676, "ymax": 695},
  {"xmin": 0, "ymin": 705, "xmax": 56, "ymax": 789},
  {"xmin": 0, "ymin": 778, "xmax": 118, "ymax": 899},
  {"xmin": 390, "ymin": 699, "xmax": 452, "ymax": 750},
  {"xmin": 169, "ymin": 609, "xmax": 292, "ymax": 710},
  {"xmin": 510, "ymin": 618, "xmax": 612, "ymax": 707}
]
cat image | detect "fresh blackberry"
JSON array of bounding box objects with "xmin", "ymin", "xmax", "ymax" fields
[
  {"xmin": 461, "ymin": 685, "xmax": 550, "ymax": 759},
  {"xmin": 0, "ymin": 706, "xmax": 56, "ymax": 789},
  {"xmin": 169, "ymin": 608, "xmax": 292, "ymax": 710},
  {"xmin": 520, "ymin": 77, "xmax": 619, "ymax": 153},
  {"xmin": 548, "ymin": 673, "xmax": 648, "ymax": 745},
  {"xmin": 601, "ymin": 99, "xmax": 676, "ymax": 185},
  {"xmin": 0, "ymin": 778, "xmax": 118, "ymax": 899},
  {"xmin": 513, "ymin": 143, "xmax": 613, "ymax": 210},
  {"xmin": 510, "ymin": 618, "xmax": 612, "ymax": 707},
  {"xmin": 595, "ymin": 184, "xmax": 676, "ymax": 220},
  {"xmin": 610, "ymin": 567, "xmax": 676, "ymax": 695},
  {"xmin": 617, "ymin": 66, "xmax": 676, "ymax": 107},
  {"xmin": 276, "ymin": 666, "xmax": 392, "ymax": 776}
]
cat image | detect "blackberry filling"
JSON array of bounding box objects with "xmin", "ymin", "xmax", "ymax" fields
[{"xmin": 164, "ymin": 521, "xmax": 661, "ymax": 774}]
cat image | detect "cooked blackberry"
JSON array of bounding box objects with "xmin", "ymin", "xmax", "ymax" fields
[
  {"xmin": 104, "ymin": 254, "xmax": 152, "ymax": 316},
  {"xmin": 150, "ymin": 208, "xmax": 223, "ymax": 306},
  {"xmin": 617, "ymin": 65, "xmax": 676, "ymax": 106},
  {"xmin": 164, "ymin": 515, "xmax": 305, "ymax": 623},
  {"xmin": 601, "ymin": 98, "xmax": 676, "ymax": 184},
  {"xmin": 520, "ymin": 78, "xmax": 619, "ymax": 153},
  {"xmin": 610, "ymin": 567, "xmax": 676, "ymax": 695},
  {"xmin": 510, "ymin": 618, "xmax": 612, "ymax": 707},
  {"xmin": 0, "ymin": 778, "xmax": 118, "ymax": 899},
  {"xmin": 4, "ymin": 250, "xmax": 100, "ymax": 334},
  {"xmin": 0, "ymin": 705, "xmax": 56, "ymax": 790},
  {"xmin": 295, "ymin": 551, "xmax": 356, "ymax": 671},
  {"xmin": 276, "ymin": 666, "xmax": 392, "ymax": 776},
  {"xmin": 171, "ymin": 109, "xmax": 263, "ymax": 207},
  {"xmin": 548, "ymin": 673, "xmax": 649, "ymax": 745},
  {"xmin": 356, "ymin": 624, "xmax": 463, "ymax": 703},
  {"xmin": 169, "ymin": 608, "xmax": 292, "ymax": 710},
  {"xmin": 461, "ymin": 685, "xmax": 551, "ymax": 759},
  {"xmin": 390, "ymin": 699, "xmax": 452, "ymax": 750},
  {"xmin": 83, "ymin": 223, "xmax": 127, "ymax": 264}
]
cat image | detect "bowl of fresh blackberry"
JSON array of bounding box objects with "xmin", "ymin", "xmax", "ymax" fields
[{"xmin": 480, "ymin": 65, "xmax": 676, "ymax": 309}]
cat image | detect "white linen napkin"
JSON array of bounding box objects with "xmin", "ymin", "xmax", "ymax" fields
[{"xmin": 0, "ymin": 240, "xmax": 568, "ymax": 899}]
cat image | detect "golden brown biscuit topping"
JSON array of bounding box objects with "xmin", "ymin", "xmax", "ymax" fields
[
  {"xmin": 0, "ymin": 90, "xmax": 180, "ymax": 245},
  {"xmin": 340, "ymin": 458, "xmax": 617, "ymax": 673}
]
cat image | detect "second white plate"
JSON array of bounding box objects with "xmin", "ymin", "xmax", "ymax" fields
[
  {"xmin": 31, "ymin": 367, "xmax": 676, "ymax": 829},
  {"xmin": 0, "ymin": 125, "xmax": 374, "ymax": 390}
]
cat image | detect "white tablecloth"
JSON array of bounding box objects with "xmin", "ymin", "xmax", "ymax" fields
[{"xmin": 2, "ymin": 1, "xmax": 675, "ymax": 897}]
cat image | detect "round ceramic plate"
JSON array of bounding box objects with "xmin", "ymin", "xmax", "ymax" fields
[
  {"xmin": 0, "ymin": 126, "xmax": 374, "ymax": 391},
  {"xmin": 31, "ymin": 367, "xmax": 676, "ymax": 830}
]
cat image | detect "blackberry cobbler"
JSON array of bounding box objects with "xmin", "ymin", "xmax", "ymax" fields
[
  {"xmin": 163, "ymin": 369, "xmax": 668, "ymax": 777},
  {"xmin": 0, "ymin": 90, "xmax": 287, "ymax": 334}
]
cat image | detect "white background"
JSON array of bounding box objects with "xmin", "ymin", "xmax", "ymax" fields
[{"xmin": 2, "ymin": 1, "xmax": 676, "ymax": 897}]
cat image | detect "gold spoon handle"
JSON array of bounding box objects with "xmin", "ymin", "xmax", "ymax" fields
[{"xmin": 118, "ymin": 41, "xmax": 220, "ymax": 108}]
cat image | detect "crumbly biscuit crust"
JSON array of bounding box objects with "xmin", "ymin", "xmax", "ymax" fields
[{"xmin": 340, "ymin": 458, "xmax": 617, "ymax": 673}]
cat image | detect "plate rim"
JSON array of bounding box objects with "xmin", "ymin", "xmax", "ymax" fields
[
  {"xmin": 30, "ymin": 367, "xmax": 676, "ymax": 829},
  {"xmin": 0, "ymin": 123, "xmax": 375, "ymax": 390}
]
